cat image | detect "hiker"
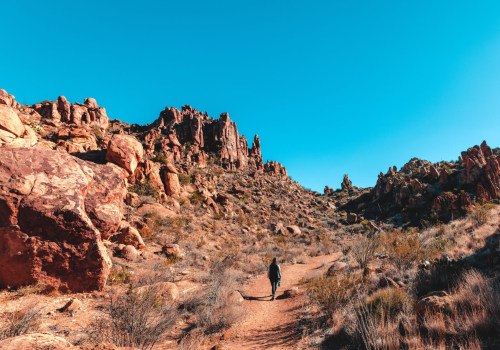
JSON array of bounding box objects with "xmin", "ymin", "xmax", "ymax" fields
[{"xmin": 268, "ymin": 257, "xmax": 281, "ymax": 301}]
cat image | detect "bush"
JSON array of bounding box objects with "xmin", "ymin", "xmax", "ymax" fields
[
  {"xmin": 470, "ymin": 203, "xmax": 494, "ymax": 227},
  {"xmin": 129, "ymin": 180, "xmax": 160, "ymax": 201},
  {"xmin": 0, "ymin": 302, "xmax": 43, "ymax": 340},
  {"xmin": 362, "ymin": 288, "xmax": 413, "ymax": 321},
  {"xmin": 178, "ymin": 173, "xmax": 193, "ymax": 185},
  {"xmin": 180, "ymin": 266, "xmax": 243, "ymax": 336},
  {"xmin": 87, "ymin": 287, "xmax": 178, "ymax": 349},
  {"xmin": 352, "ymin": 233, "xmax": 380, "ymax": 273},
  {"xmin": 306, "ymin": 274, "xmax": 362, "ymax": 318},
  {"xmin": 107, "ymin": 266, "xmax": 132, "ymax": 285},
  {"xmin": 190, "ymin": 190, "xmax": 205, "ymax": 203},
  {"xmin": 382, "ymin": 229, "xmax": 428, "ymax": 271},
  {"xmin": 151, "ymin": 152, "xmax": 168, "ymax": 165}
]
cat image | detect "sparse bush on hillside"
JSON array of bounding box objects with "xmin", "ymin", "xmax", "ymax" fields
[
  {"xmin": 107, "ymin": 266, "xmax": 132, "ymax": 285},
  {"xmin": 306, "ymin": 274, "xmax": 362, "ymax": 319},
  {"xmin": 352, "ymin": 233, "xmax": 380, "ymax": 273},
  {"xmin": 129, "ymin": 180, "xmax": 160, "ymax": 201},
  {"xmin": 0, "ymin": 302, "xmax": 43, "ymax": 340},
  {"xmin": 178, "ymin": 173, "xmax": 193, "ymax": 185},
  {"xmin": 381, "ymin": 229, "xmax": 429, "ymax": 271},
  {"xmin": 469, "ymin": 203, "xmax": 495, "ymax": 227},
  {"xmin": 87, "ymin": 287, "xmax": 178, "ymax": 349},
  {"xmin": 180, "ymin": 266, "xmax": 243, "ymax": 336}
]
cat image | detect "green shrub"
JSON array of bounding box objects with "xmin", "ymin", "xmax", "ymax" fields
[
  {"xmin": 129, "ymin": 180, "xmax": 159, "ymax": 201},
  {"xmin": 108, "ymin": 266, "xmax": 132, "ymax": 285},
  {"xmin": 178, "ymin": 173, "xmax": 193, "ymax": 185}
]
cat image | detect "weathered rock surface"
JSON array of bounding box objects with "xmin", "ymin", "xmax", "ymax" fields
[
  {"xmin": 143, "ymin": 105, "xmax": 266, "ymax": 171},
  {"xmin": 0, "ymin": 332, "xmax": 72, "ymax": 350},
  {"xmin": 32, "ymin": 96, "xmax": 109, "ymax": 128},
  {"xmin": 106, "ymin": 134, "xmax": 144, "ymax": 175},
  {"xmin": 0, "ymin": 89, "xmax": 20, "ymax": 108},
  {"xmin": 0, "ymin": 147, "xmax": 126, "ymax": 292}
]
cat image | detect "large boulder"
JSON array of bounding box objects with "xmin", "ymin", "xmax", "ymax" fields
[
  {"xmin": 0, "ymin": 147, "xmax": 127, "ymax": 292},
  {"xmin": 106, "ymin": 134, "xmax": 144, "ymax": 175},
  {"xmin": 162, "ymin": 169, "xmax": 180, "ymax": 196}
]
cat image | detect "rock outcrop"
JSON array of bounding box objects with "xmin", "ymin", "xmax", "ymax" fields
[
  {"xmin": 143, "ymin": 105, "xmax": 265, "ymax": 171},
  {"xmin": 341, "ymin": 174, "xmax": 354, "ymax": 192},
  {"xmin": 0, "ymin": 147, "xmax": 126, "ymax": 292},
  {"xmin": 32, "ymin": 96, "xmax": 109, "ymax": 128},
  {"xmin": 0, "ymin": 89, "xmax": 21, "ymax": 109},
  {"xmin": 0, "ymin": 105, "xmax": 37, "ymax": 148},
  {"xmin": 342, "ymin": 141, "xmax": 500, "ymax": 224}
]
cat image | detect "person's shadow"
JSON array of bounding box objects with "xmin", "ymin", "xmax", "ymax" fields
[{"xmin": 238, "ymin": 290, "xmax": 288, "ymax": 301}]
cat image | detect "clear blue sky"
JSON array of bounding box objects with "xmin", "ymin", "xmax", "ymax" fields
[{"xmin": 3, "ymin": 1, "xmax": 500, "ymax": 192}]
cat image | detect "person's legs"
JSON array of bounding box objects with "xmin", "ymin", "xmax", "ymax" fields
[{"xmin": 271, "ymin": 280, "xmax": 277, "ymax": 299}]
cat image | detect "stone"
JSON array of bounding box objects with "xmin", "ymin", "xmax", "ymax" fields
[
  {"xmin": 0, "ymin": 147, "xmax": 126, "ymax": 292},
  {"xmin": 0, "ymin": 105, "xmax": 25, "ymax": 137},
  {"xmin": 286, "ymin": 225, "xmax": 302, "ymax": 235},
  {"xmin": 326, "ymin": 261, "xmax": 347, "ymax": 276},
  {"xmin": 0, "ymin": 333, "xmax": 72, "ymax": 349},
  {"xmin": 281, "ymin": 287, "xmax": 299, "ymax": 299},
  {"xmin": 106, "ymin": 134, "xmax": 144, "ymax": 175},
  {"xmin": 0, "ymin": 89, "xmax": 21, "ymax": 109},
  {"xmin": 341, "ymin": 174, "xmax": 353, "ymax": 192},
  {"xmin": 162, "ymin": 168, "xmax": 180, "ymax": 196},
  {"xmin": 135, "ymin": 281, "xmax": 179, "ymax": 302},
  {"xmin": 33, "ymin": 96, "xmax": 108, "ymax": 128},
  {"xmin": 114, "ymin": 244, "xmax": 140, "ymax": 261},
  {"xmin": 57, "ymin": 298, "xmax": 83, "ymax": 314},
  {"xmin": 112, "ymin": 222, "xmax": 145, "ymax": 250},
  {"xmin": 415, "ymin": 290, "xmax": 453, "ymax": 316},
  {"xmin": 162, "ymin": 243, "xmax": 184, "ymax": 260}
]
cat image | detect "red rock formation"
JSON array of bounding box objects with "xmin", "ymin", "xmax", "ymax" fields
[
  {"xmin": 106, "ymin": 134, "xmax": 144, "ymax": 175},
  {"xmin": 144, "ymin": 106, "xmax": 265, "ymax": 171},
  {"xmin": 32, "ymin": 96, "xmax": 109, "ymax": 128},
  {"xmin": 341, "ymin": 174, "xmax": 354, "ymax": 192},
  {"xmin": 0, "ymin": 147, "xmax": 126, "ymax": 292},
  {"xmin": 0, "ymin": 89, "xmax": 21, "ymax": 109},
  {"xmin": 264, "ymin": 160, "xmax": 288, "ymax": 176}
]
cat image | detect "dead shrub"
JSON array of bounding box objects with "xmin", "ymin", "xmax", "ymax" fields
[
  {"xmin": 352, "ymin": 232, "xmax": 380, "ymax": 273},
  {"xmin": 382, "ymin": 229, "xmax": 429, "ymax": 271},
  {"xmin": 362, "ymin": 287, "xmax": 413, "ymax": 322},
  {"xmin": 305, "ymin": 274, "xmax": 362, "ymax": 319},
  {"xmin": 469, "ymin": 203, "xmax": 494, "ymax": 227},
  {"xmin": 180, "ymin": 266, "xmax": 243, "ymax": 336},
  {"xmin": 87, "ymin": 287, "xmax": 178, "ymax": 349},
  {"xmin": 0, "ymin": 302, "xmax": 43, "ymax": 340}
]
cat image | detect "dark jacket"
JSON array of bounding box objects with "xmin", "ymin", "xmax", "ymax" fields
[{"xmin": 268, "ymin": 263, "xmax": 281, "ymax": 281}]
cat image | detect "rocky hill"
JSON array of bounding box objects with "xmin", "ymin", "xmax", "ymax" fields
[
  {"xmin": 1, "ymin": 88, "xmax": 500, "ymax": 349},
  {"xmin": 0, "ymin": 88, "xmax": 323, "ymax": 294}
]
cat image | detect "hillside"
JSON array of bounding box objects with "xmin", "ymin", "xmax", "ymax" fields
[{"xmin": 0, "ymin": 88, "xmax": 499, "ymax": 349}]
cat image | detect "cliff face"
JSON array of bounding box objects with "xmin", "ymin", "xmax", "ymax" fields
[{"xmin": 143, "ymin": 105, "xmax": 264, "ymax": 171}]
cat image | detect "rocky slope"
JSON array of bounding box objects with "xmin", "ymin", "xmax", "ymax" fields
[
  {"xmin": 325, "ymin": 141, "xmax": 500, "ymax": 226},
  {"xmin": 0, "ymin": 89, "xmax": 301, "ymax": 293}
]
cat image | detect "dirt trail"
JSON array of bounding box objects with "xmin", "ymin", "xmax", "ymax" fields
[{"xmin": 223, "ymin": 252, "xmax": 342, "ymax": 350}]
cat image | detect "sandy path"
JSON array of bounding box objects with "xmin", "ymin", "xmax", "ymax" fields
[{"xmin": 223, "ymin": 252, "xmax": 342, "ymax": 350}]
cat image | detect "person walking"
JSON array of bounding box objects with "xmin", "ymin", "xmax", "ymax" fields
[{"xmin": 268, "ymin": 257, "xmax": 281, "ymax": 301}]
